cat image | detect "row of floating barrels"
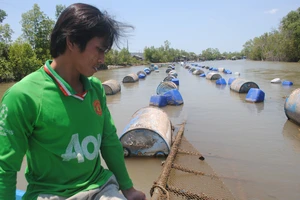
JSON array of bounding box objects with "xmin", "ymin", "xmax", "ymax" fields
[
  {"xmin": 102, "ymin": 65, "xmax": 173, "ymax": 157},
  {"xmin": 184, "ymin": 65, "xmax": 265, "ymax": 102},
  {"xmin": 186, "ymin": 65, "xmax": 241, "ymax": 76},
  {"xmin": 186, "ymin": 64, "xmax": 300, "ymax": 127},
  {"xmin": 102, "ymin": 68, "xmax": 154, "ymax": 95},
  {"xmin": 149, "ymin": 67, "xmax": 183, "ymax": 107},
  {"xmin": 184, "ymin": 64, "xmax": 266, "ymax": 102},
  {"xmin": 120, "ymin": 65, "xmax": 181, "ymax": 156}
]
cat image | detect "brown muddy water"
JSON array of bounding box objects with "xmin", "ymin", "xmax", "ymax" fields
[{"xmin": 1, "ymin": 60, "xmax": 300, "ymax": 200}]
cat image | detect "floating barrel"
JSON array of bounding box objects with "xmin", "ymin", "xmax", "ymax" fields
[
  {"xmin": 168, "ymin": 70, "xmax": 178, "ymax": 78},
  {"xmin": 144, "ymin": 68, "xmax": 151, "ymax": 74},
  {"xmin": 137, "ymin": 70, "xmax": 147, "ymax": 76},
  {"xmin": 164, "ymin": 89, "xmax": 184, "ymax": 105},
  {"xmin": 171, "ymin": 78, "xmax": 179, "ymax": 86},
  {"xmin": 284, "ymin": 88, "xmax": 300, "ymax": 125},
  {"xmin": 218, "ymin": 68, "xmax": 225, "ymax": 72},
  {"xmin": 120, "ymin": 106, "xmax": 172, "ymax": 157},
  {"xmin": 199, "ymin": 73, "xmax": 206, "ymax": 77},
  {"xmin": 149, "ymin": 65, "xmax": 154, "ymax": 71},
  {"xmin": 282, "ymin": 80, "xmax": 293, "ymax": 86},
  {"xmin": 192, "ymin": 69, "xmax": 204, "ymax": 75},
  {"xmin": 149, "ymin": 95, "xmax": 167, "ymax": 107},
  {"xmin": 206, "ymin": 72, "xmax": 222, "ymax": 80},
  {"xmin": 102, "ymin": 79, "xmax": 121, "ymax": 95},
  {"xmin": 234, "ymin": 72, "xmax": 240, "ymax": 76},
  {"xmin": 166, "ymin": 68, "xmax": 172, "ymax": 73},
  {"xmin": 156, "ymin": 81, "xmax": 178, "ymax": 95},
  {"xmin": 230, "ymin": 79, "xmax": 259, "ymax": 93},
  {"xmin": 138, "ymin": 73, "xmax": 146, "ymax": 79},
  {"xmin": 122, "ymin": 73, "xmax": 139, "ymax": 83},
  {"xmin": 163, "ymin": 75, "xmax": 176, "ymax": 82},
  {"xmin": 189, "ymin": 68, "xmax": 197, "ymax": 73},
  {"xmin": 216, "ymin": 78, "xmax": 227, "ymax": 85},
  {"xmin": 224, "ymin": 69, "xmax": 232, "ymax": 74},
  {"xmin": 16, "ymin": 189, "xmax": 25, "ymax": 200},
  {"xmin": 270, "ymin": 78, "xmax": 281, "ymax": 83},
  {"xmin": 228, "ymin": 77, "xmax": 236, "ymax": 85},
  {"xmin": 245, "ymin": 88, "xmax": 265, "ymax": 102}
]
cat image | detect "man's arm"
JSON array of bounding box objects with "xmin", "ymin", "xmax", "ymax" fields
[{"xmin": 0, "ymin": 86, "xmax": 34, "ymax": 199}]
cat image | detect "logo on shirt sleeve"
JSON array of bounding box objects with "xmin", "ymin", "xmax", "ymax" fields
[
  {"xmin": 93, "ymin": 100, "xmax": 102, "ymax": 116},
  {"xmin": 0, "ymin": 104, "xmax": 13, "ymax": 136}
]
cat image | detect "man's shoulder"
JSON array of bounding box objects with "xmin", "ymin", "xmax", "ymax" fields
[
  {"xmin": 89, "ymin": 76, "xmax": 102, "ymax": 85},
  {"xmin": 4, "ymin": 68, "xmax": 46, "ymax": 99}
]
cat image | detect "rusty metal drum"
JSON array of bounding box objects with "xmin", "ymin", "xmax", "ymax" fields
[
  {"xmin": 192, "ymin": 69, "xmax": 204, "ymax": 75},
  {"xmin": 230, "ymin": 78, "xmax": 259, "ymax": 93},
  {"xmin": 122, "ymin": 73, "xmax": 139, "ymax": 83},
  {"xmin": 156, "ymin": 81, "xmax": 178, "ymax": 95},
  {"xmin": 137, "ymin": 70, "xmax": 147, "ymax": 76},
  {"xmin": 206, "ymin": 72, "xmax": 222, "ymax": 80},
  {"xmin": 119, "ymin": 106, "xmax": 172, "ymax": 157},
  {"xmin": 163, "ymin": 75, "xmax": 176, "ymax": 82},
  {"xmin": 284, "ymin": 88, "xmax": 300, "ymax": 125},
  {"xmin": 102, "ymin": 79, "xmax": 121, "ymax": 95}
]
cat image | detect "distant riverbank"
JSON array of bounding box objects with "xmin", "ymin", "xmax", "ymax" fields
[{"xmin": 107, "ymin": 63, "xmax": 170, "ymax": 70}]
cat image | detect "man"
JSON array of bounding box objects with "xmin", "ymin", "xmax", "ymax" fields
[{"xmin": 0, "ymin": 3, "xmax": 146, "ymax": 200}]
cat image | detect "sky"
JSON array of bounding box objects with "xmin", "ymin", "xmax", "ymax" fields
[{"xmin": 1, "ymin": 0, "xmax": 300, "ymax": 54}]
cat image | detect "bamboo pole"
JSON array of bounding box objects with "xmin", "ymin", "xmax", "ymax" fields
[{"xmin": 150, "ymin": 122, "xmax": 185, "ymax": 200}]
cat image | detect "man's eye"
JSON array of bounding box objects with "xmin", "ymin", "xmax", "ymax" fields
[
  {"xmin": 97, "ymin": 47, "xmax": 109, "ymax": 53},
  {"xmin": 97, "ymin": 47, "xmax": 105, "ymax": 52}
]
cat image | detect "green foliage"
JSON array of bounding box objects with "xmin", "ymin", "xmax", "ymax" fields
[
  {"xmin": 0, "ymin": 9, "xmax": 13, "ymax": 44},
  {"xmin": 0, "ymin": 58, "xmax": 14, "ymax": 82},
  {"xmin": 8, "ymin": 39, "xmax": 41, "ymax": 80},
  {"xmin": 0, "ymin": 9, "xmax": 7, "ymax": 23},
  {"xmin": 280, "ymin": 7, "xmax": 300, "ymax": 61},
  {"xmin": 144, "ymin": 40, "xmax": 196, "ymax": 63},
  {"xmin": 201, "ymin": 48, "xmax": 221, "ymax": 60},
  {"xmin": 21, "ymin": 4, "xmax": 55, "ymax": 61},
  {"xmin": 2, "ymin": 4, "xmax": 300, "ymax": 83},
  {"xmin": 0, "ymin": 24, "xmax": 13, "ymax": 43},
  {"xmin": 118, "ymin": 48, "xmax": 132, "ymax": 65},
  {"xmin": 242, "ymin": 7, "xmax": 300, "ymax": 62},
  {"xmin": 0, "ymin": 9, "xmax": 14, "ymax": 82},
  {"xmin": 103, "ymin": 48, "xmax": 146, "ymax": 67},
  {"xmin": 55, "ymin": 4, "xmax": 66, "ymax": 19}
]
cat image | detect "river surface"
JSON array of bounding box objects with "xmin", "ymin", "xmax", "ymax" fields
[{"xmin": 2, "ymin": 60, "xmax": 300, "ymax": 200}]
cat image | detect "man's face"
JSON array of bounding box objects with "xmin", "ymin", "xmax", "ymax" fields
[{"xmin": 72, "ymin": 37, "xmax": 107, "ymax": 77}]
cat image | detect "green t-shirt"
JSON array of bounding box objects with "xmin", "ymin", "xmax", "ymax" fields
[{"xmin": 0, "ymin": 60, "xmax": 133, "ymax": 200}]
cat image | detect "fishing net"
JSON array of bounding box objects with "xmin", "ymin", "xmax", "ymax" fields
[{"xmin": 150, "ymin": 124, "xmax": 235, "ymax": 200}]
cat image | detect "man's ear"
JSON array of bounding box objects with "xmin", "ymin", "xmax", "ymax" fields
[{"xmin": 66, "ymin": 36, "xmax": 76, "ymax": 52}]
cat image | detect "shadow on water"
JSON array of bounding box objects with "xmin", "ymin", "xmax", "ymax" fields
[
  {"xmin": 282, "ymin": 120, "xmax": 300, "ymax": 153},
  {"xmin": 229, "ymin": 90, "xmax": 265, "ymax": 113},
  {"xmin": 161, "ymin": 105, "xmax": 184, "ymax": 118},
  {"xmin": 244, "ymin": 101, "xmax": 265, "ymax": 114},
  {"xmin": 215, "ymin": 84, "xmax": 227, "ymax": 90},
  {"xmin": 205, "ymin": 79, "xmax": 217, "ymax": 86},
  {"xmin": 121, "ymin": 82, "xmax": 140, "ymax": 89},
  {"xmin": 106, "ymin": 92, "xmax": 121, "ymax": 104},
  {"xmin": 229, "ymin": 89, "xmax": 246, "ymax": 101}
]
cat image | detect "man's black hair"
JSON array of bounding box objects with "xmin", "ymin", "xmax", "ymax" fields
[{"xmin": 50, "ymin": 3, "xmax": 133, "ymax": 58}]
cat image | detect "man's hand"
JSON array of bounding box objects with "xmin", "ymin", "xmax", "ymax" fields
[{"xmin": 122, "ymin": 187, "xmax": 146, "ymax": 200}]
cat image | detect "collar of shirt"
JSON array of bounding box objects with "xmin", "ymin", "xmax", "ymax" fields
[{"xmin": 43, "ymin": 60, "xmax": 91, "ymax": 101}]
